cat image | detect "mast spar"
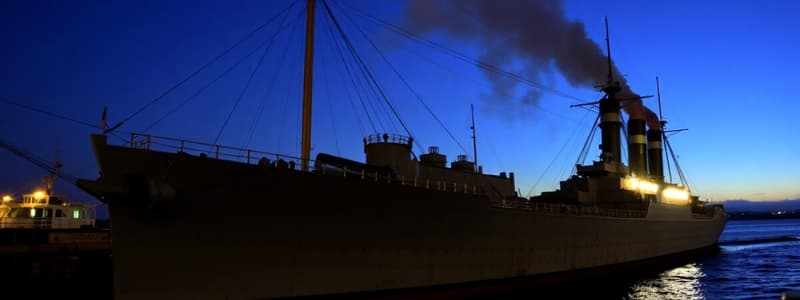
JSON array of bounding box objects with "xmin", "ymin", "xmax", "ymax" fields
[
  {"xmin": 471, "ymin": 104, "xmax": 478, "ymax": 173},
  {"xmin": 301, "ymin": 0, "xmax": 316, "ymax": 171}
]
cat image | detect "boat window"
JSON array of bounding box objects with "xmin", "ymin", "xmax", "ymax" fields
[
  {"xmin": 73, "ymin": 210, "xmax": 80, "ymax": 219},
  {"xmin": 56, "ymin": 209, "xmax": 63, "ymax": 217},
  {"xmin": 7, "ymin": 208, "xmax": 30, "ymax": 218}
]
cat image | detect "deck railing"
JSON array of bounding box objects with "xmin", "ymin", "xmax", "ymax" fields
[
  {"xmin": 490, "ymin": 198, "xmax": 648, "ymax": 218},
  {"xmin": 0, "ymin": 218, "xmax": 52, "ymax": 229},
  {"xmin": 129, "ymin": 133, "xmax": 304, "ymax": 167},
  {"xmin": 126, "ymin": 133, "xmax": 481, "ymax": 194}
]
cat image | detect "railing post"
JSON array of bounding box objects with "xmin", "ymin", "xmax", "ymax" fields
[
  {"xmin": 247, "ymin": 150, "xmax": 251, "ymax": 164},
  {"xmin": 130, "ymin": 133, "xmax": 135, "ymax": 147},
  {"xmin": 344, "ymin": 165, "xmax": 348, "ymax": 177},
  {"xmin": 146, "ymin": 135, "xmax": 151, "ymax": 150},
  {"xmin": 215, "ymin": 145, "xmax": 220, "ymax": 159},
  {"xmin": 401, "ymin": 176, "xmax": 405, "ymax": 186},
  {"xmin": 374, "ymin": 171, "xmax": 378, "ymax": 183},
  {"xmin": 180, "ymin": 140, "xmax": 185, "ymax": 152}
]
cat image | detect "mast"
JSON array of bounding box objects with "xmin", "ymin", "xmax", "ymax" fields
[
  {"xmin": 300, "ymin": 0, "xmax": 316, "ymax": 172},
  {"xmin": 470, "ymin": 104, "xmax": 478, "ymax": 173},
  {"xmin": 598, "ymin": 16, "xmax": 622, "ymax": 169}
]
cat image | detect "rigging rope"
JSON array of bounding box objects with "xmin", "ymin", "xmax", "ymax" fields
[
  {"xmin": 328, "ymin": 4, "xmax": 398, "ymax": 133},
  {"xmin": 143, "ymin": 10, "xmax": 303, "ymax": 132},
  {"xmin": 213, "ymin": 4, "xmax": 296, "ymax": 145},
  {"xmin": 320, "ymin": 6, "xmax": 374, "ymax": 134},
  {"xmin": 337, "ymin": 2, "xmax": 469, "ymax": 155},
  {"xmin": 0, "ymin": 139, "xmax": 78, "ymax": 184},
  {"xmin": 574, "ymin": 114, "xmax": 601, "ymax": 173},
  {"xmin": 0, "ymin": 98, "xmax": 101, "ymax": 130},
  {"xmin": 116, "ymin": 1, "xmax": 298, "ymax": 131},
  {"xmin": 322, "ymin": 0, "xmax": 416, "ymax": 146},
  {"xmin": 242, "ymin": 14, "xmax": 303, "ymax": 149},
  {"xmin": 664, "ymin": 137, "xmax": 690, "ymax": 189}
]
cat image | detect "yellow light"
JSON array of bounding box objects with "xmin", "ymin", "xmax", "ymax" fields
[
  {"xmin": 622, "ymin": 176, "xmax": 659, "ymax": 194},
  {"xmin": 2, "ymin": 195, "xmax": 11, "ymax": 202},
  {"xmin": 638, "ymin": 181, "xmax": 659, "ymax": 194},
  {"xmin": 662, "ymin": 187, "xmax": 689, "ymax": 205},
  {"xmin": 33, "ymin": 190, "xmax": 46, "ymax": 200},
  {"xmin": 30, "ymin": 208, "xmax": 36, "ymax": 218}
]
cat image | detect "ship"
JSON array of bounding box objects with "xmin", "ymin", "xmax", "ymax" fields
[
  {"xmin": 0, "ymin": 166, "xmax": 108, "ymax": 252},
  {"xmin": 75, "ymin": 1, "xmax": 727, "ymax": 299}
]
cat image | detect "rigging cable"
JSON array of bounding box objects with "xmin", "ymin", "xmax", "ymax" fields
[
  {"xmin": 318, "ymin": 5, "xmax": 371, "ymax": 136},
  {"xmin": 116, "ymin": 1, "xmax": 298, "ymax": 132},
  {"xmin": 0, "ymin": 97, "xmax": 129, "ymax": 144},
  {"xmin": 328, "ymin": 3, "xmax": 398, "ymax": 134},
  {"xmin": 664, "ymin": 137, "xmax": 690, "ymax": 189},
  {"xmin": 242, "ymin": 12, "xmax": 304, "ymax": 149},
  {"xmin": 143, "ymin": 7, "xmax": 304, "ymax": 132},
  {"xmin": 321, "ymin": 0, "xmax": 416, "ymax": 148},
  {"xmin": 336, "ymin": 1, "xmax": 469, "ymax": 156},
  {"xmin": 322, "ymin": 17, "xmax": 369, "ymax": 136},
  {"xmin": 574, "ymin": 113, "xmax": 601, "ymax": 173},
  {"xmin": 213, "ymin": 4, "xmax": 296, "ymax": 145},
  {"xmin": 525, "ymin": 112, "xmax": 594, "ymax": 198},
  {"xmin": 0, "ymin": 139, "xmax": 78, "ymax": 184},
  {"xmin": 1, "ymin": 98, "xmax": 101, "ymax": 130}
]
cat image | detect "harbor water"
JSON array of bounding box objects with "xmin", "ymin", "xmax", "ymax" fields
[{"xmin": 505, "ymin": 218, "xmax": 800, "ymax": 299}]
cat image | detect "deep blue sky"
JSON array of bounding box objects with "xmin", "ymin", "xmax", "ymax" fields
[{"xmin": 1, "ymin": 0, "xmax": 799, "ymax": 218}]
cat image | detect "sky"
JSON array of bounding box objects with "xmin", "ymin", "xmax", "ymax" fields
[{"xmin": 1, "ymin": 0, "xmax": 799, "ymax": 217}]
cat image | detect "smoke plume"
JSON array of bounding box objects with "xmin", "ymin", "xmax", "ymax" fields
[{"xmin": 406, "ymin": 0, "xmax": 659, "ymax": 128}]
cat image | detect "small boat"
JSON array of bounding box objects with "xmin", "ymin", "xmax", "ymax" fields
[
  {"xmin": 1, "ymin": 170, "xmax": 102, "ymax": 248},
  {"xmin": 0, "ymin": 189, "xmax": 96, "ymax": 230}
]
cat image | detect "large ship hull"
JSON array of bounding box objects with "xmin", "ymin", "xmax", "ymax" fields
[{"xmin": 78, "ymin": 135, "xmax": 726, "ymax": 299}]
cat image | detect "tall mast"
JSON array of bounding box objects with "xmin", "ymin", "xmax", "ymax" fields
[
  {"xmin": 470, "ymin": 104, "xmax": 478, "ymax": 173},
  {"xmin": 605, "ymin": 16, "xmax": 613, "ymax": 84},
  {"xmin": 300, "ymin": 0, "xmax": 316, "ymax": 171},
  {"xmin": 598, "ymin": 16, "xmax": 622, "ymax": 169}
]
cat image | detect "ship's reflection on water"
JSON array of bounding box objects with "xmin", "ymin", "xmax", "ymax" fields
[{"xmin": 626, "ymin": 263, "xmax": 705, "ymax": 300}]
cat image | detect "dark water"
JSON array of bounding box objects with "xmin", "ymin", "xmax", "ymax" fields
[
  {"xmin": 590, "ymin": 219, "xmax": 800, "ymax": 300},
  {"xmin": 494, "ymin": 219, "xmax": 800, "ymax": 300}
]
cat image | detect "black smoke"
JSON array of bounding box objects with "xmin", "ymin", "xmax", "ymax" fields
[{"xmin": 406, "ymin": 0, "xmax": 659, "ymax": 127}]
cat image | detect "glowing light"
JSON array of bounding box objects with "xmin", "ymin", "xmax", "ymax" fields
[
  {"xmin": 622, "ymin": 176, "xmax": 659, "ymax": 194},
  {"xmin": 33, "ymin": 190, "xmax": 46, "ymax": 200},
  {"xmin": 2, "ymin": 195, "xmax": 11, "ymax": 202},
  {"xmin": 30, "ymin": 208, "xmax": 36, "ymax": 218},
  {"xmin": 662, "ymin": 187, "xmax": 690, "ymax": 205},
  {"xmin": 73, "ymin": 210, "xmax": 80, "ymax": 219}
]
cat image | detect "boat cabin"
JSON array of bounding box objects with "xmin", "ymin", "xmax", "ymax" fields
[{"xmin": 0, "ymin": 190, "xmax": 96, "ymax": 230}]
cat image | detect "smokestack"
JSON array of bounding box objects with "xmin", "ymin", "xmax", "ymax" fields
[
  {"xmin": 599, "ymin": 89, "xmax": 621, "ymax": 166},
  {"xmin": 627, "ymin": 118, "xmax": 647, "ymax": 177},
  {"xmin": 647, "ymin": 127, "xmax": 664, "ymax": 182}
]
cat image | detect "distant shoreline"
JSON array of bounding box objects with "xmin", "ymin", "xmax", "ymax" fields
[{"xmin": 727, "ymin": 212, "xmax": 800, "ymax": 220}]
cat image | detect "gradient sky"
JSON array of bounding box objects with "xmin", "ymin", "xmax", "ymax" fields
[{"xmin": 2, "ymin": 0, "xmax": 799, "ymax": 219}]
